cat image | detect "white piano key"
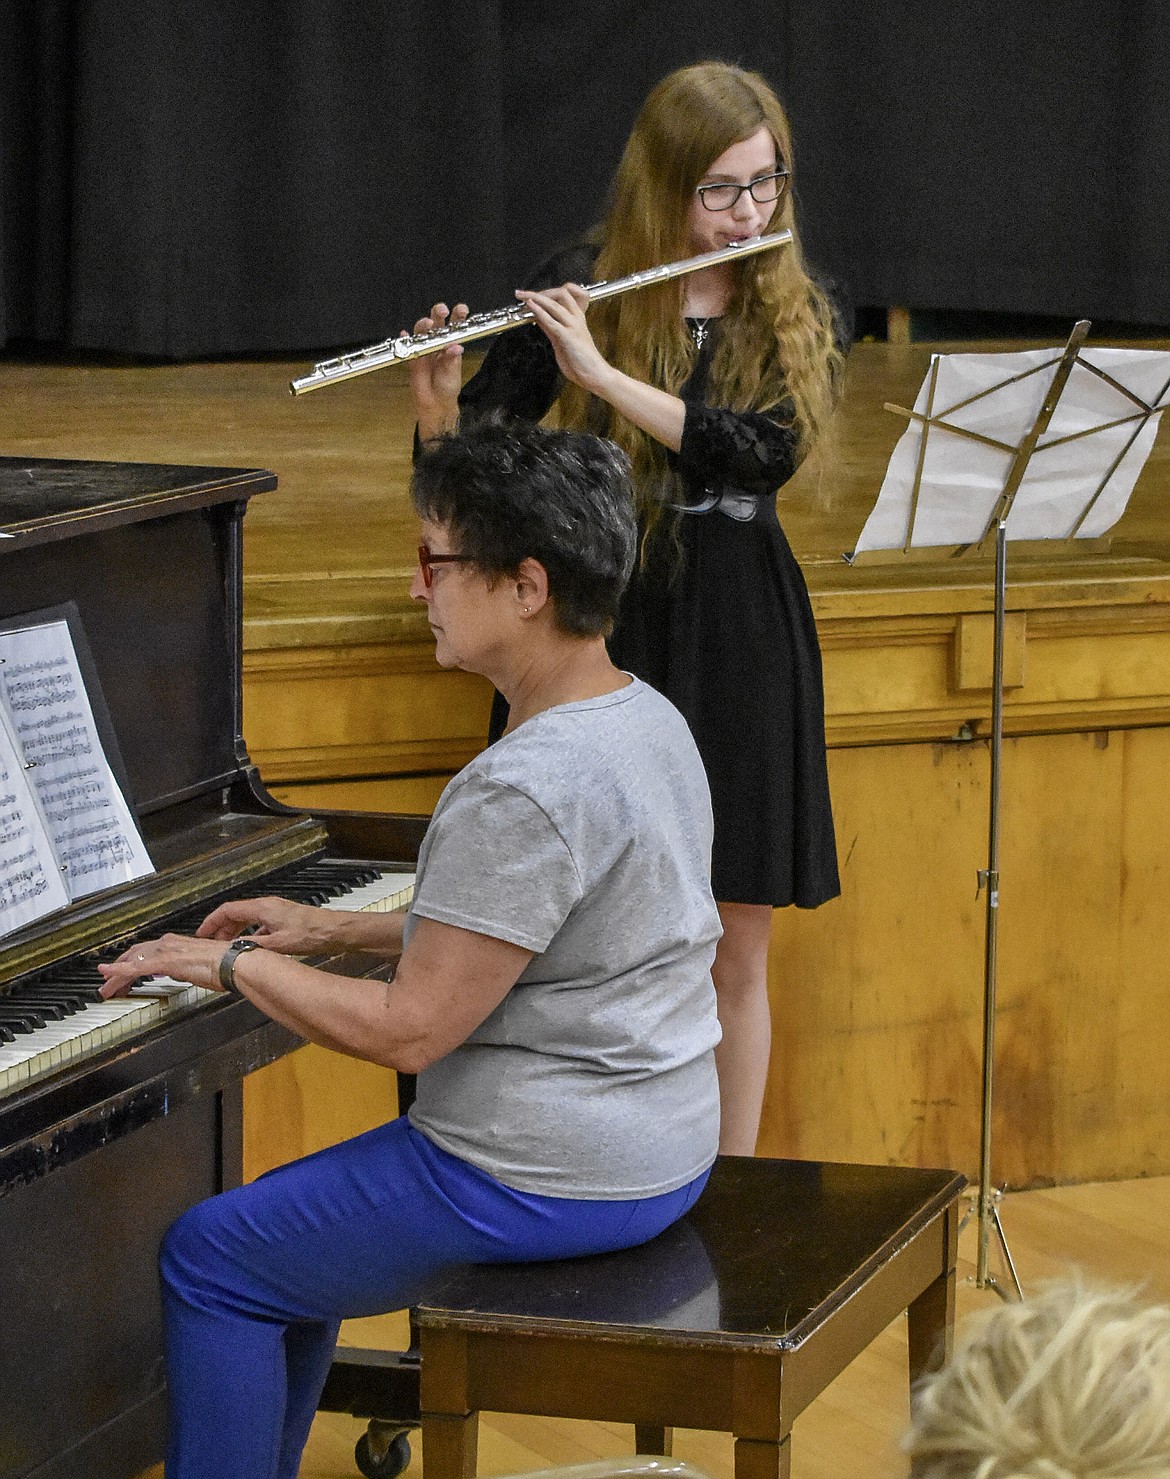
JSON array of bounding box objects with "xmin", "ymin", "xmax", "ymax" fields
[
  {"xmin": 0, "ymin": 995, "xmax": 163, "ymax": 1097},
  {"xmin": 321, "ymin": 870, "xmax": 415, "ymax": 914},
  {"xmin": 0, "ymin": 1052, "xmax": 33, "ymax": 1096},
  {"xmin": 129, "ymin": 976, "xmax": 214, "ymax": 1003}
]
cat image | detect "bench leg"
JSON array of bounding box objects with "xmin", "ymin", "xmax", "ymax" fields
[
  {"xmin": 421, "ymin": 1410, "xmax": 479, "ymax": 1479},
  {"xmin": 907, "ymin": 1199, "xmax": 959, "ymax": 1390},
  {"xmin": 634, "ymin": 1425, "xmax": 673, "ymax": 1455},
  {"xmin": 734, "ymin": 1435, "xmax": 790, "ymax": 1479},
  {"xmin": 907, "ymin": 1265, "xmax": 956, "ymax": 1388}
]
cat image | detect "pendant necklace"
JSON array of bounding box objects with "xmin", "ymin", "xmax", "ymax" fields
[{"xmin": 689, "ymin": 316, "xmax": 713, "ymax": 350}]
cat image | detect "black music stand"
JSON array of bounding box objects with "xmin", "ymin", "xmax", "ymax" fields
[{"xmin": 850, "ymin": 323, "xmax": 1170, "ymax": 1296}]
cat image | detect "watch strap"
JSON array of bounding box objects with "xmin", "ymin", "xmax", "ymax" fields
[{"xmin": 218, "ymin": 937, "xmax": 261, "ymax": 996}]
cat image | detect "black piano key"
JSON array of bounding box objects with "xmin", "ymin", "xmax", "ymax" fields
[
  {"xmin": 3, "ymin": 1000, "xmax": 64, "ymax": 1021},
  {"xmin": 0, "ymin": 1023, "xmax": 15, "ymax": 1043},
  {"xmin": 28, "ymin": 986, "xmax": 104, "ymax": 1003},
  {"xmin": 0, "ymin": 1010, "xmax": 48, "ymax": 1032},
  {"xmin": 162, "ymin": 910, "xmax": 206, "ymax": 931},
  {"xmin": 7, "ymin": 991, "xmax": 87, "ymax": 1014},
  {"xmin": 21, "ymin": 968, "xmax": 103, "ymax": 989},
  {"xmin": 30, "ymin": 975, "xmax": 101, "ymax": 992}
]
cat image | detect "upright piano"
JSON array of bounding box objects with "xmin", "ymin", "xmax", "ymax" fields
[{"xmin": 0, "ymin": 457, "xmax": 426, "ymax": 1479}]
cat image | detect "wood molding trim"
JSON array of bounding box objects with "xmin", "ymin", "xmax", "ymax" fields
[{"xmin": 242, "ymin": 596, "xmax": 1170, "ymax": 782}]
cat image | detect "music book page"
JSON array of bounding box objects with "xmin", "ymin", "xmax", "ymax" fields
[
  {"xmin": 0, "ymin": 618, "xmax": 154, "ymax": 928},
  {"xmin": 0, "ymin": 704, "xmax": 71, "ymax": 938}
]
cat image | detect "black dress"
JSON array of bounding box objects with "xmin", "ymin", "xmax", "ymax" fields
[{"xmin": 460, "ymin": 244, "xmax": 845, "ymax": 909}]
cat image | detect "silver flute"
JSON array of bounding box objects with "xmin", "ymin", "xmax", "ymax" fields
[{"xmin": 289, "ymin": 229, "xmax": 792, "ymax": 396}]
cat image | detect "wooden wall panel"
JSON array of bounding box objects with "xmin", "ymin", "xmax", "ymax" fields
[
  {"xmin": 245, "ymin": 642, "xmax": 493, "ymax": 781},
  {"xmin": 243, "ymin": 1047, "xmax": 400, "ymax": 1183},
  {"xmin": 268, "ymin": 774, "xmax": 455, "ymax": 814},
  {"xmin": 761, "ymin": 725, "xmax": 1170, "ymax": 1185},
  {"xmin": 260, "ymin": 718, "xmax": 1170, "ymax": 1187}
]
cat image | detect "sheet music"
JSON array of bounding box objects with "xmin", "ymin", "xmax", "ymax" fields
[
  {"xmin": 0, "ymin": 705, "xmax": 71, "ymax": 937},
  {"xmin": 853, "ymin": 346, "xmax": 1170, "ymax": 554},
  {"xmin": 0, "ymin": 619, "xmax": 154, "ymax": 902}
]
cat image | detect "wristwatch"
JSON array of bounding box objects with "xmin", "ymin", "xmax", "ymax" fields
[{"xmin": 218, "ymin": 937, "xmax": 262, "ymax": 996}]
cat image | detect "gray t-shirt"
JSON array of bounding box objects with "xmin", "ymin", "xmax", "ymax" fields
[{"xmin": 405, "ymin": 677, "xmax": 722, "ymax": 1198}]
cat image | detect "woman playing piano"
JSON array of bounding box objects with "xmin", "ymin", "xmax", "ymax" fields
[
  {"xmin": 99, "ymin": 420, "xmax": 722, "ymax": 1479},
  {"xmin": 409, "ymin": 61, "xmax": 849, "ymax": 1158}
]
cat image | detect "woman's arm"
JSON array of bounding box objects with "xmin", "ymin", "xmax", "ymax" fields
[
  {"xmin": 97, "ymin": 916, "xmax": 533, "ymax": 1075},
  {"xmin": 534, "ymin": 273, "xmax": 852, "ymax": 493},
  {"xmin": 515, "ymin": 285, "xmax": 802, "ymax": 477},
  {"xmin": 215, "ymin": 916, "xmax": 532, "ymax": 1072},
  {"xmin": 674, "ymin": 402, "xmax": 803, "ymax": 495},
  {"xmin": 671, "ymin": 274, "xmax": 853, "ymax": 496},
  {"xmin": 409, "ymin": 245, "xmax": 593, "ymax": 442}
]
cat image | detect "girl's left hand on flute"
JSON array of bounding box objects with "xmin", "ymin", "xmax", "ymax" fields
[{"xmin": 408, "ymin": 300, "xmax": 468, "ymax": 441}]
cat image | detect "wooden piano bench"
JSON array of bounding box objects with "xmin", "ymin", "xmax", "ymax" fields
[{"xmin": 413, "ymin": 1156, "xmax": 965, "ymax": 1479}]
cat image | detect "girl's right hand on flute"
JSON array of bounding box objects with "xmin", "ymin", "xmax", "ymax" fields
[
  {"xmin": 408, "ymin": 301, "xmax": 468, "ymax": 442},
  {"xmin": 515, "ymin": 282, "xmax": 611, "ymax": 395}
]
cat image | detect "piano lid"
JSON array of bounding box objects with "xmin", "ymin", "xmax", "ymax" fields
[{"xmin": 0, "ymin": 457, "xmax": 276, "ymax": 548}]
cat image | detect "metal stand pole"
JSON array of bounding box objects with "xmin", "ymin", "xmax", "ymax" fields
[
  {"xmin": 877, "ymin": 321, "xmax": 1099, "ymax": 1300},
  {"xmin": 973, "ymin": 518, "xmax": 1023, "ymax": 1301}
]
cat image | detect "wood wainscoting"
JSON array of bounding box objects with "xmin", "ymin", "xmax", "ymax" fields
[{"xmin": 3, "ymin": 344, "xmax": 1169, "ymax": 1187}]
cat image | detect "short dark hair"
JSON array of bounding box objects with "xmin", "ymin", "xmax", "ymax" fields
[{"xmin": 412, "ymin": 418, "xmax": 638, "ymax": 638}]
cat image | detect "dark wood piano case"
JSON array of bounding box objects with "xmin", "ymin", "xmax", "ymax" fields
[{"xmin": 0, "ymin": 458, "xmax": 424, "ymax": 1479}]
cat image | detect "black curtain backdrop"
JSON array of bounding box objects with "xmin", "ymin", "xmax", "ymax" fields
[{"xmin": 2, "ymin": 1, "xmax": 1168, "ymax": 358}]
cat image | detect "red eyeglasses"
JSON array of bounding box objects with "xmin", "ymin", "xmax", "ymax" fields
[{"xmin": 417, "ymin": 544, "xmax": 473, "ymax": 589}]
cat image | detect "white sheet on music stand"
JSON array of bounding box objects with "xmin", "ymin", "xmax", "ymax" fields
[{"xmin": 853, "ymin": 346, "xmax": 1170, "ymax": 554}]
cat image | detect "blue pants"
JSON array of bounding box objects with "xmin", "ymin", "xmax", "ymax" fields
[{"xmin": 160, "ymin": 1115, "xmax": 709, "ymax": 1479}]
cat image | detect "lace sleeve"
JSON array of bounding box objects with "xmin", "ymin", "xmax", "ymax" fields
[
  {"xmin": 675, "ymin": 402, "xmax": 802, "ymax": 495},
  {"xmin": 674, "ymin": 275, "xmax": 853, "ymax": 497}
]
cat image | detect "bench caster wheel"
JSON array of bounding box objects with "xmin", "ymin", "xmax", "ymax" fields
[{"xmin": 355, "ymin": 1421, "xmax": 413, "ymax": 1479}]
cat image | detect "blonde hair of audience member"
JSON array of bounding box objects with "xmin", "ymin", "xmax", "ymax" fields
[{"xmin": 905, "ymin": 1279, "xmax": 1170, "ymax": 1479}]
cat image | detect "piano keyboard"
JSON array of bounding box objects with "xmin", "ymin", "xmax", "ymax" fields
[
  {"xmin": 0, "ymin": 861, "xmax": 415, "ymax": 1101},
  {"xmin": 320, "ymin": 873, "xmax": 414, "ymax": 913}
]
